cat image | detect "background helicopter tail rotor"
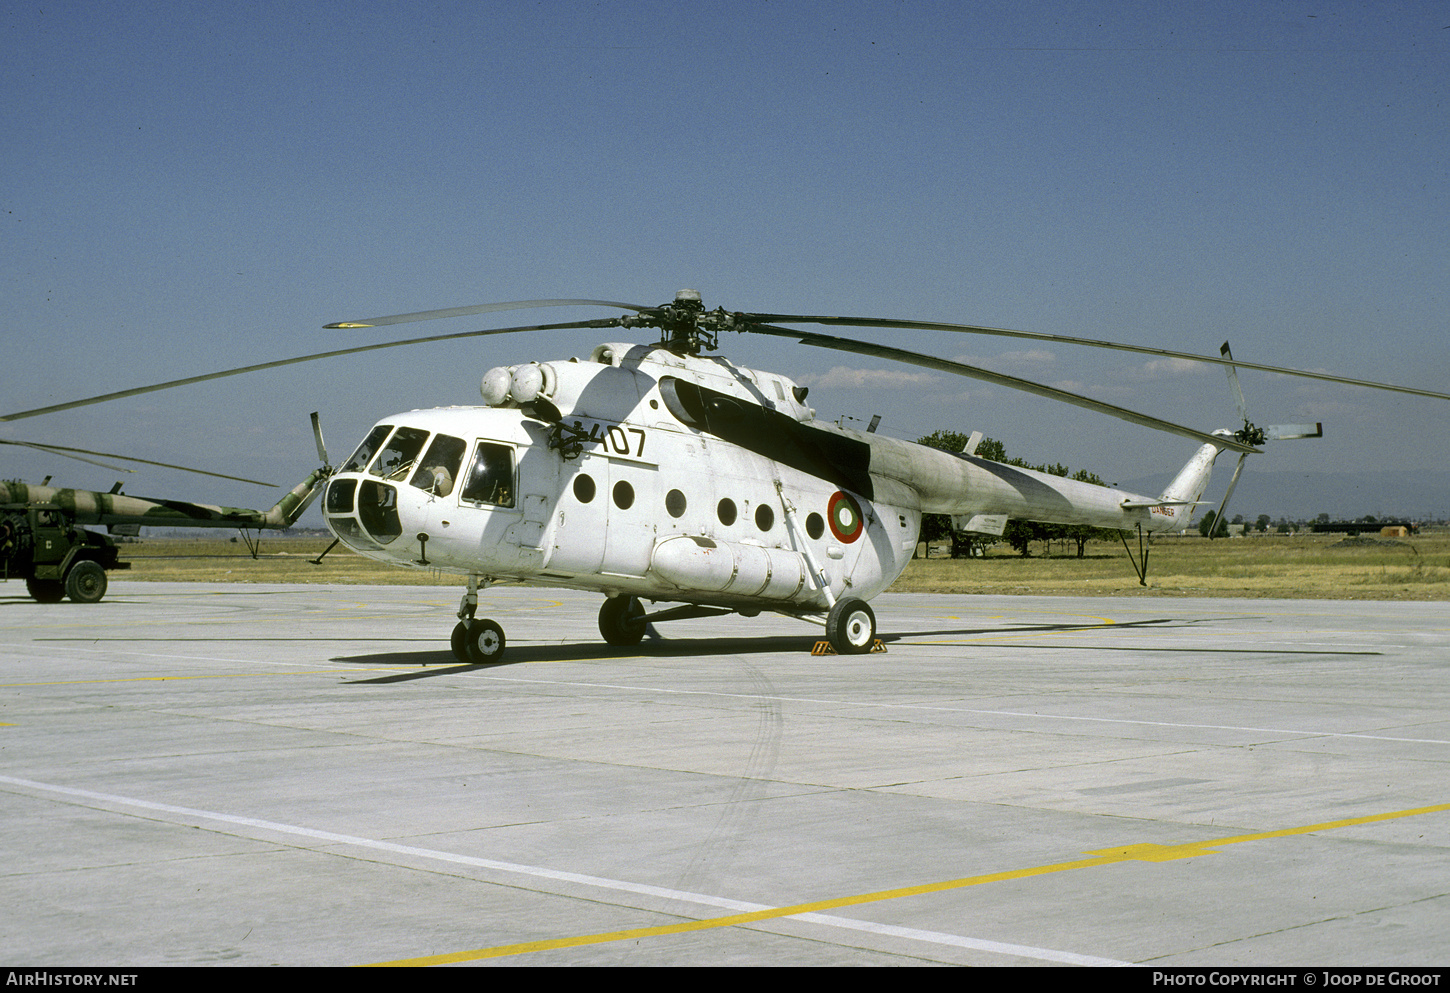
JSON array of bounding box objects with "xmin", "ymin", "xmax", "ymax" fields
[
  {"xmin": 1206, "ymin": 342, "xmax": 1322, "ymax": 538},
  {"xmin": 310, "ymin": 411, "xmax": 331, "ymax": 471}
]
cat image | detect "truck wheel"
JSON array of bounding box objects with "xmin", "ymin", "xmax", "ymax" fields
[
  {"xmin": 26, "ymin": 578, "xmax": 65, "ymax": 603},
  {"xmin": 64, "ymin": 560, "xmax": 108, "ymax": 604}
]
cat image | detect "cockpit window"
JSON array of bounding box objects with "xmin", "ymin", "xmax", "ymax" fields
[
  {"xmin": 368, "ymin": 426, "xmax": 430, "ymax": 481},
  {"xmin": 461, "ymin": 442, "xmax": 515, "ymax": 507},
  {"xmin": 410, "ymin": 433, "xmax": 467, "ymax": 496},
  {"xmin": 341, "ymin": 424, "xmax": 393, "ymax": 474}
]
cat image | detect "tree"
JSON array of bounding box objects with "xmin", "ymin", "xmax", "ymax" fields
[{"xmin": 1198, "ymin": 510, "xmax": 1228, "ymax": 538}]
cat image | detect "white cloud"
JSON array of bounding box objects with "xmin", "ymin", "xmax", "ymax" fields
[
  {"xmin": 1133, "ymin": 357, "xmax": 1206, "ymax": 378},
  {"xmin": 794, "ymin": 365, "xmax": 941, "ymax": 389},
  {"xmin": 949, "ymin": 349, "xmax": 1057, "ymax": 367}
]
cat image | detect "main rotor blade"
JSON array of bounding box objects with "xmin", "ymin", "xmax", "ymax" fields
[
  {"xmin": 0, "ymin": 439, "xmax": 276, "ymax": 486},
  {"xmin": 743, "ymin": 323, "xmax": 1259, "ymax": 454},
  {"xmin": 325, "ymin": 298, "xmax": 649, "ymax": 328},
  {"xmin": 1, "ymin": 318, "xmax": 625, "ymax": 422},
  {"xmin": 1, "ymin": 440, "xmax": 135, "ymax": 474},
  {"xmin": 741, "ymin": 313, "xmax": 1450, "ymax": 402}
]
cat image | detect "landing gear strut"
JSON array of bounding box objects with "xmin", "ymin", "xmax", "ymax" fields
[{"xmin": 451, "ymin": 575, "xmax": 507, "ymax": 663}]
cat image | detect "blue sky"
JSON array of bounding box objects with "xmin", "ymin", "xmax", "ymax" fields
[{"xmin": 3, "ymin": 1, "xmax": 1447, "ymax": 522}]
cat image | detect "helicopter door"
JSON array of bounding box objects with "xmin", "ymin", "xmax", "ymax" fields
[
  {"xmin": 599, "ymin": 458, "xmax": 658, "ymax": 578},
  {"xmin": 541, "ymin": 455, "xmax": 610, "ymax": 576},
  {"xmin": 505, "ymin": 442, "xmax": 556, "ymax": 555}
]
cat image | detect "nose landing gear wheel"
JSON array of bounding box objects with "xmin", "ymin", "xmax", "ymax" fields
[
  {"xmin": 452, "ymin": 619, "xmax": 506, "ymax": 663},
  {"xmin": 826, "ymin": 597, "xmax": 876, "ymax": 655}
]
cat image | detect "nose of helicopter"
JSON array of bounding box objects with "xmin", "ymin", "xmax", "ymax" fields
[
  {"xmin": 322, "ymin": 474, "xmax": 407, "ymax": 552},
  {"xmin": 320, "ymin": 417, "xmax": 520, "ymax": 569},
  {"xmin": 324, "ymin": 469, "xmax": 475, "ymax": 566}
]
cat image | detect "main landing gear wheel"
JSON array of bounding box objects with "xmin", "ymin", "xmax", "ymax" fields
[
  {"xmin": 826, "ymin": 597, "xmax": 876, "ymax": 655},
  {"xmin": 452, "ymin": 619, "xmax": 506, "ymax": 663},
  {"xmin": 598, "ymin": 595, "xmax": 647, "ymax": 646}
]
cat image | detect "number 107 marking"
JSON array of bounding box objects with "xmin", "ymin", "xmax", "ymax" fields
[{"xmin": 573, "ymin": 421, "xmax": 647, "ymax": 458}]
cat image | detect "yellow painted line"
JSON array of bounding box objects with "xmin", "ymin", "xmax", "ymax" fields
[
  {"xmin": 1202, "ymin": 802, "xmax": 1450, "ymax": 848},
  {"xmin": 365, "ymin": 800, "xmax": 1450, "ymax": 967}
]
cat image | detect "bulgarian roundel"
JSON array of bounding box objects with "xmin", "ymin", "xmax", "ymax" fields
[{"xmin": 827, "ymin": 491, "xmax": 864, "ymax": 543}]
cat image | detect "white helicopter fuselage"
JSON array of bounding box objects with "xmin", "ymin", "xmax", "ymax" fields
[{"xmin": 319, "ymin": 341, "xmax": 1221, "ymax": 618}]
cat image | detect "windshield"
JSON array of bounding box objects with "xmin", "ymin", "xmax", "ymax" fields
[
  {"xmin": 368, "ymin": 426, "xmax": 431, "ymax": 481},
  {"xmin": 340, "ymin": 424, "xmax": 393, "ymax": 474}
]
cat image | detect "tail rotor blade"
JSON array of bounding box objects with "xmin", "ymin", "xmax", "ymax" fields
[
  {"xmin": 1222, "ymin": 342, "xmax": 1249, "ymax": 423},
  {"xmin": 1265, "ymin": 423, "xmax": 1323, "ymax": 440},
  {"xmin": 1209, "ymin": 453, "xmax": 1248, "ymax": 539},
  {"xmin": 310, "ymin": 411, "xmax": 330, "ymax": 468}
]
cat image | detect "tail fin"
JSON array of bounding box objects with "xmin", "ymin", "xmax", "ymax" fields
[
  {"xmin": 1158, "ymin": 436, "xmax": 1230, "ymax": 506},
  {"xmin": 1119, "ymin": 437, "xmax": 1230, "ymax": 532}
]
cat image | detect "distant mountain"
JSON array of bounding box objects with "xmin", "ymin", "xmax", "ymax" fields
[{"xmin": 1118, "ymin": 469, "xmax": 1450, "ymax": 524}]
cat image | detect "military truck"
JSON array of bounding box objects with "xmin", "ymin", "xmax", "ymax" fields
[{"xmin": 1, "ymin": 502, "xmax": 126, "ymax": 602}]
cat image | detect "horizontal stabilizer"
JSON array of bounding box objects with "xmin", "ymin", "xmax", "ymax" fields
[
  {"xmin": 1119, "ymin": 499, "xmax": 1211, "ymax": 510},
  {"xmin": 951, "ymin": 513, "xmax": 1008, "ymax": 535}
]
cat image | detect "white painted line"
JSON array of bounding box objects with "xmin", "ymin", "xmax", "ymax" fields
[{"xmin": 0, "ymin": 773, "xmax": 1129, "ymax": 966}]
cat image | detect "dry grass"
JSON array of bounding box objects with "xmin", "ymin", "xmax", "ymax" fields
[
  {"xmin": 116, "ymin": 536, "xmax": 466, "ymax": 587},
  {"xmin": 890, "ymin": 533, "xmax": 1450, "ymax": 600},
  {"xmin": 113, "ymin": 532, "xmax": 1450, "ymax": 600}
]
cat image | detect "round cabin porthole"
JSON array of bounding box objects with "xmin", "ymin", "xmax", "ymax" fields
[
  {"xmin": 717, "ymin": 498, "xmax": 737, "ymax": 526},
  {"xmin": 613, "ymin": 480, "xmax": 635, "ymax": 509},
  {"xmin": 666, "ymin": 489, "xmax": 687, "ymax": 518},
  {"xmin": 573, "ymin": 474, "xmax": 596, "ymax": 503}
]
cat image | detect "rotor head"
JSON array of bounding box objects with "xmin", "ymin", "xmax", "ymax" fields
[{"xmin": 619, "ymin": 289, "xmax": 741, "ymax": 355}]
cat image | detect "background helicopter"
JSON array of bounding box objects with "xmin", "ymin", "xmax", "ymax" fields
[
  {"xmin": 9, "ymin": 290, "xmax": 1444, "ymax": 655},
  {"xmin": 1, "ymin": 434, "xmax": 328, "ymax": 603}
]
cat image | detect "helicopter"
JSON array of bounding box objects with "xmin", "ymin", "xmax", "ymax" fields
[{"xmin": 6, "ymin": 290, "xmax": 1445, "ymax": 654}]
